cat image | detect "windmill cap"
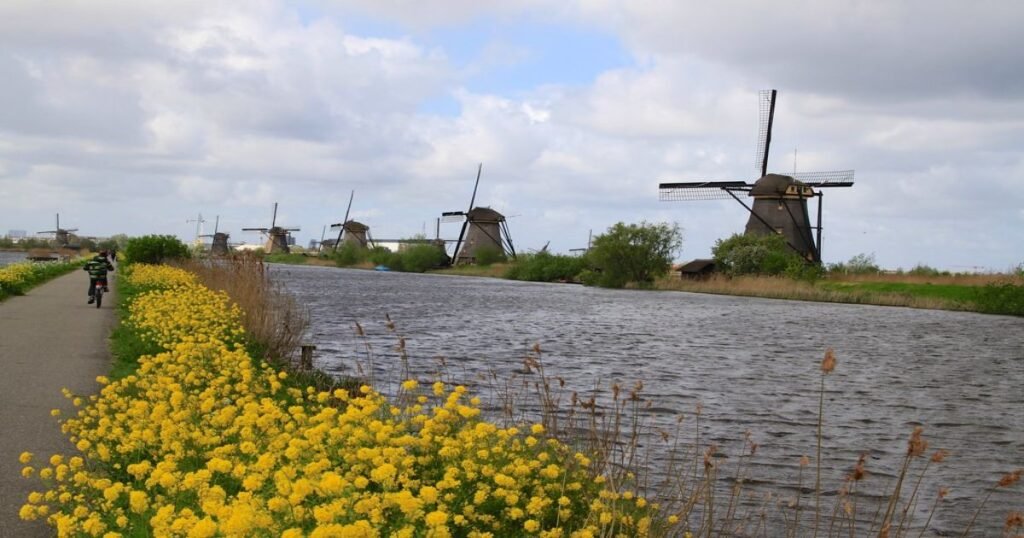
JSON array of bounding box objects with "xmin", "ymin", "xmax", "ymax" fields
[
  {"xmin": 466, "ymin": 207, "xmax": 505, "ymax": 221},
  {"xmin": 344, "ymin": 221, "xmax": 369, "ymax": 232},
  {"xmin": 749, "ymin": 173, "xmax": 806, "ymax": 196}
]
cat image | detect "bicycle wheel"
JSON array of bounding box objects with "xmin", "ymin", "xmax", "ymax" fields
[{"xmin": 95, "ymin": 287, "xmax": 103, "ymax": 308}]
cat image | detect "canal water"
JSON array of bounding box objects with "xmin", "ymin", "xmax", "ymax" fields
[
  {"xmin": 272, "ymin": 264, "xmax": 1023, "ymax": 535},
  {"xmin": 0, "ymin": 251, "xmax": 28, "ymax": 267}
]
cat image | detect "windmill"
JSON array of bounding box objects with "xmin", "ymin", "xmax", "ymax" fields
[
  {"xmin": 37, "ymin": 213, "xmax": 79, "ymax": 248},
  {"xmin": 329, "ymin": 190, "xmax": 374, "ymax": 251},
  {"xmin": 199, "ymin": 215, "xmax": 230, "ymax": 256},
  {"xmin": 441, "ymin": 163, "xmax": 516, "ymax": 265},
  {"xmin": 242, "ymin": 203, "xmax": 300, "ymax": 253},
  {"xmin": 658, "ymin": 90, "xmax": 854, "ymax": 263}
]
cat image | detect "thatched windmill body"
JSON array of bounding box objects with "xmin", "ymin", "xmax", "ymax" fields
[
  {"xmin": 199, "ymin": 216, "xmax": 231, "ymax": 255},
  {"xmin": 658, "ymin": 90, "xmax": 854, "ymax": 263},
  {"xmin": 38, "ymin": 214, "xmax": 78, "ymax": 248},
  {"xmin": 243, "ymin": 203, "xmax": 299, "ymax": 253},
  {"xmin": 442, "ymin": 164, "xmax": 516, "ymax": 265},
  {"xmin": 329, "ymin": 191, "xmax": 374, "ymax": 251}
]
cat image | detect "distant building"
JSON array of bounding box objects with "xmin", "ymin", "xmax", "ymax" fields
[
  {"xmin": 7, "ymin": 230, "xmax": 27, "ymax": 239},
  {"xmin": 677, "ymin": 259, "xmax": 717, "ymax": 279}
]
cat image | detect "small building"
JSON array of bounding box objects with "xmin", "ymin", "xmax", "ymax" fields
[{"xmin": 678, "ymin": 259, "xmax": 717, "ymax": 279}]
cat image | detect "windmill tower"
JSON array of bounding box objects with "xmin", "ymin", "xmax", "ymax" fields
[
  {"xmin": 37, "ymin": 214, "xmax": 78, "ymax": 248},
  {"xmin": 199, "ymin": 216, "xmax": 231, "ymax": 256},
  {"xmin": 329, "ymin": 191, "xmax": 374, "ymax": 250},
  {"xmin": 242, "ymin": 203, "xmax": 300, "ymax": 254},
  {"xmin": 442, "ymin": 164, "xmax": 516, "ymax": 265},
  {"xmin": 658, "ymin": 90, "xmax": 855, "ymax": 263}
]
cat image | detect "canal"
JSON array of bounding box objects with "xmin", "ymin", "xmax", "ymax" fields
[{"xmin": 273, "ymin": 264, "xmax": 1023, "ymax": 535}]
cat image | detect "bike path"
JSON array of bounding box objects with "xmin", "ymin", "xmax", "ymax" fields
[{"xmin": 0, "ymin": 271, "xmax": 115, "ymax": 537}]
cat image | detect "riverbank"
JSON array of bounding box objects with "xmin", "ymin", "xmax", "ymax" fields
[{"xmin": 267, "ymin": 253, "xmax": 1023, "ymax": 316}]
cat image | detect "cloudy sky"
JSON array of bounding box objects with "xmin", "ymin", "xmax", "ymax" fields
[{"xmin": 1, "ymin": 0, "xmax": 1022, "ymax": 270}]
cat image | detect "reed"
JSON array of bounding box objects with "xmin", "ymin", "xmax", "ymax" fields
[
  {"xmin": 177, "ymin": 254, "xmax": 308, "ymax": 364},
  {"xmin": 338, "ymin": 319, "xmax": 1022, "ymax": 537}
]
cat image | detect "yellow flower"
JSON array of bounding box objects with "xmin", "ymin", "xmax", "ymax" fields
[{"xmin": 425, "ymin": 510, "xmax": 448, "ymax": 527}]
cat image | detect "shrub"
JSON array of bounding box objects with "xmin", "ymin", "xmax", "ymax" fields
[
  {"xmin": 505, "ymin": 252, "xmax": 587, "ymax": 282},
  {"xmin": 712, "ymin": 233, "xmax": 806, "ymax": 277},
  {"xmin": 587, "ymin": 221, "xmax": 682, "ymax": 288},
  {"xmin": 122, "ymin": 235, "xmax": 190, "ymax": 265},
  {"xmin": 473, "ymin": 245, "xmax": 507, "ymax": 266},
  {"xmin": 908, "ymin": 264, "xmax": 950, "ymax": 277},
  {"xmin": 974, "ymin": 281, "xmax": 1024, "ymax": 316},
  {"xmin": 368, "ymin": 246, "xmax": 393, "ymax": 266},
  {"xmin": 332, "ymin": 242, "xmax": 369, "ymax": 267},
  {"xmin": 398, "ymin": 244, "xmax": 448, "ymax": 273},
  {"xmin": 828, "ymin": 252, "xmax": 881, "ymax": 275}
]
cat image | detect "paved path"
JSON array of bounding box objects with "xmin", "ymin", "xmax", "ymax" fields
[{"xmin": 0, "ymin": 271, "xmax": 114, "ymax": 537}]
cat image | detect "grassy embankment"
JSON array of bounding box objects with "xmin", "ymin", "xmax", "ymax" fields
[
  {"xmin": 0, "ymin": 258, "xmax": 86, "ymax": 302},
  {"xmin": 655, "ymin": 272, "xmax": 1024, "ymax": 315},
  {"xmin": 263, "ymin": 250, "xmax": 1024, "ymax": 316}
]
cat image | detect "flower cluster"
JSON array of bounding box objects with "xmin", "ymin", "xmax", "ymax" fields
[
  {"xmin": 20, "ymin": 265, "xmax": 661, "ymax": 537},
  {"xmin": 1, "ymin": 260, "xmax": 82, "ymax": 297}
]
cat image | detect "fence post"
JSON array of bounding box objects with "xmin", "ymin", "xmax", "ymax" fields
[{"xmin": 300, "ymin": 345, "xmax": 316, "ymax": 371}]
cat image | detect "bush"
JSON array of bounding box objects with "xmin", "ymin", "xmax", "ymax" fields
[
  {"xmin": 712, "ymin": 233, "xmax": 806, "ymax": 277},
  {"xmin": 368, "ymin": 246, "xmax": 393, "ymax": 266},
  {"xmin": 587, "ymin": 222, "xmax": 682, "ymax": 288},
  {"xmin": 332, "ymin": 242, "xmax": 368, "ymax": 267},
  {"xmin": 123, "ymin": 235, "xmax": 190, "ymax": 265},
  {"xmin": 907, "ymin": 264, "xmax": 950, "ymax": 277},
  {"xmin": 505, "ymin": 252, "xmax": 587, "ymax": 282},
  {"xmin": 974, "ymin": 281, "xmax": 1024, "ymax": 316},
  {"xmin": 828, "ymin": 252, "xmax": 881, "ymax": 275},
  {"xmin": 473, "ymin": 245, "xmax": 507, "ymax": 266},
  {"xmin": 398, "ymin": 244, "xmax": 448, "ymax": 273}
]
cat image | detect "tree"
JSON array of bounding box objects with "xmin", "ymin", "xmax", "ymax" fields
[
  {"xmin": 586, "ymin": 221, "xmax": 682, "ymax": 288},
  {"xmin": 712, "ymin": 233, "xmax": 805, "ymax": 276},
  {"xmin": 123, "ymin": 235, "xmax": 191, "ymax": 265}
]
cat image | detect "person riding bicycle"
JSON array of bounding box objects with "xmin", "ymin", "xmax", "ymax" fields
[{"xmin": 84, "ymin": 251, "xmax": 114, "ymax": 304}]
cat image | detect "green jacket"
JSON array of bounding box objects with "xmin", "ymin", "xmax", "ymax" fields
[{"xmin": 84, "ymin": 257, "xmax": 114, "ymax": 279}]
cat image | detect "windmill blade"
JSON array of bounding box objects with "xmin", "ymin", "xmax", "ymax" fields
[
  {"xmin": 467, "ymin": 163, "xmax": 482, "ymax": 213},
  {"xmin": 333, "ymin": 190, "xmax": 355, "ymax": 252},
  {"xmin": 792, "ymin": 170, "xmax": 855, "ymax": 187},
  {"xmin": 659, "ymin": 181, "xmax": 751, "ymax": 201},
  {"xmin": 242, "ymin": 227, "xmax": 269, "ymax": 232},
  {"xmin": 441, "ymin": 211, "xmax": 466, "ymax": 223},
  {"xmin": 271, "ymin": 203, "xmax": 278, "ymax": 228},
  {"xmin": 754, "ymin": 89, "xmax": 777, "ymax": 177}
]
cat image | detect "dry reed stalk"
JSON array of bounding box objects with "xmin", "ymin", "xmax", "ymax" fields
[
  {"xmin": 179, "ymin": 256, "xmax": 308, "ymax": 364},
  {"xmin": 960, "ymin": 469, "xmax": 1022, "ymax": 537}
]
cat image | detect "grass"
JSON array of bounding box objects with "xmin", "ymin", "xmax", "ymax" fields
[
  {"xmin": 0, "ymin": 258, "xmax": 86, "ymax": 302},
  {"xmin": 656, "ymin": 272, "xmax": 1024, "ymax": 315}
]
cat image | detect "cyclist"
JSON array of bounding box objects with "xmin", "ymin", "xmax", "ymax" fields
[{"xmin": 84, "ymin": 251, "xmax": 114, "ymax": 304}]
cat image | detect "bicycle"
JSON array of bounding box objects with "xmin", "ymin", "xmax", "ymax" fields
[{"xmin": 91, "ymin": 278, "xmax": 108, "ymax": 308}]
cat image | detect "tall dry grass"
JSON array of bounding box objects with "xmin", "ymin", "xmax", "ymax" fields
[{"xmin": 178, "ymin": 254, "xmax": 308, "ymax": 363}]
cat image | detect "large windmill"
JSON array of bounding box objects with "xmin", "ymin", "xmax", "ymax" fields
[
  {"xmin": 242, "ymin": 203, "xmax": 300, "ymax": 254},
  {"xmin": 658, "ymin": 90, "xmax": 854, "ymax": 263},
  {"xmin": 329, "ymin": 191, "xmax": 373, "ymax": 251},
  {"xmin": 37, "ymin": 214, "xmax": 78, "ymax": 248},
  {"xmin": 441, "ymin": 163, "xmax": 516, "ymax": 265},
  {"xmin": 199, "ymin": 215, "xmax": 231, "ymax": 256}
]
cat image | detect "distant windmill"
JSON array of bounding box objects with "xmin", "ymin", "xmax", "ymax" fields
[
  {"xmin": 329, "ymin": 190, "xmax": 374, "ymax": 251},
  {"xmin": 658, "ymin": 89, "xmax": 855, "ymax": 263},
  {"xmin": 441, "ymin": 163, "xmax": 516, "ymax": 265},
  {"xmin": 242, "ymin": 203, "xmax": 300, "ymax": 254},
  {"xmin": 199, "ymin": 215, "xmax": 230, "ymax": 256},
  {"xmin": 37, "ymin": 213, "xmax": 79, "ymax": 248}
]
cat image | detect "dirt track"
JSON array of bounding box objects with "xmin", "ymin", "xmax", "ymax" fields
[{"xmin": 0, "ymin": 271, "xmax": 114, "ymax": 537}]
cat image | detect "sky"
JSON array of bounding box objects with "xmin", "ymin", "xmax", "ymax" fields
[{"xmin": 1, "ymin": 0, "xmax": 1022, "ymax": 271}]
